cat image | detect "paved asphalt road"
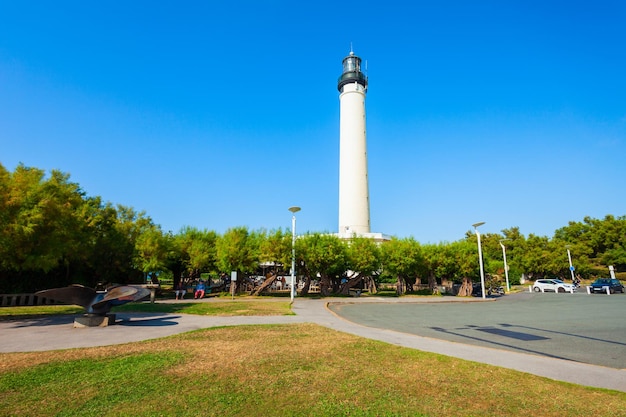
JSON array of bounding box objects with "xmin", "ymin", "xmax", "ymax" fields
[{"xmin": 328, "ymin": 291, "xmax": 626, "ymax": 369}]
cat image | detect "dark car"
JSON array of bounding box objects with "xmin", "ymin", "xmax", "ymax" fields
[{"xmin": 590, "ymin": 278, "xmax": 624, "ymax": 294}]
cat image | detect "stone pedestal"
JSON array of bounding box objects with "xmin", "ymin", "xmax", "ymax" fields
[{"xmin": 74, "ymin": 313, "xmax": 117, "ymax": 328}]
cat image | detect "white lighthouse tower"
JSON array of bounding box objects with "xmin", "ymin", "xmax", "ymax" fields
[
  {"xmin": 337, "ymin": 50, "xmax": 389, "ymax": 242},
  {"xmin": 338, "ymin": 50, "xmax": 371, "ymax": 237}
]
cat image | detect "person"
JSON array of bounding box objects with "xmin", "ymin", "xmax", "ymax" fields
[
  {"xmin": 194, "ymin": 280, "xmax": 206, "ymax": 299},
  {"xmin": 175, "ymin": 281, "xmax": 186, "ymax": 300}
]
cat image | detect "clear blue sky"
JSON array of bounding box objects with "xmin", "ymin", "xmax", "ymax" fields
[{"xmin": 1, "ymin": 1, "xmax": 624, "ymax": 243}]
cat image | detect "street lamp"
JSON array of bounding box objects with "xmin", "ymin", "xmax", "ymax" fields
[
  {"xmin": 499, "ymin": 239, "xmax": 510, "ymax": 292},
  {"xmin": 472, "ymin": 222, "xmax": 486, "ymax": 299},
  {"xmin": 288, "ymin": 206, "xmax": 301, "ymax": 304},
  {"xmin": 565, "ymin": 245, "xmax": 575, "ymax": 282}
]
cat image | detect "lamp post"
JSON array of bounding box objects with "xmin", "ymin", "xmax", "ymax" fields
[
  {"xmin": 499, "ymin": 239, "xmax": 510, "ymax": 292},
  {"xmin": 288, "ymin": 206, "xmax": 301, "ymax": 304},
  {"xmin": 565, "ymin": 245, "xmax": 575, "ymax": 282},
  {"xmin": 472, "ymin": 222, "xmax": 486, "ymax": 299}
]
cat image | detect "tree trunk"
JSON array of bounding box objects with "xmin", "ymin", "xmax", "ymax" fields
[
  {"xmin": 251, "ymin": 272, "xmax": 277, "ymax": 296},
  {"xmin": 396, "ymin": 276, "xmax": 404, "ymax": 295},
  {"xmin": 457, "ymin": 276, "xmax": 473, "ymax": 296},
  {"xmin": 300, "ymin": 275, "xmax": 312, "ymax": 296},
  {"xmin": 366, "ymin": 276, "xmax": 377, "ymax": 294},
  {"xmin": 320, "ymin": 275, "xmax": 331, "ymax": 296},
  {"xmin": 340, "ymin": 273, "xmax": 362, "ymax": 295},
  {"xmin": 428, "ymin": 273, "xmax": 437, "ymax": 294}
]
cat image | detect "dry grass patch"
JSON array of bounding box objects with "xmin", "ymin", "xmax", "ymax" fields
[{"xmin": 1, "ymin": 324, "xmax": 625, "ymax": 416}]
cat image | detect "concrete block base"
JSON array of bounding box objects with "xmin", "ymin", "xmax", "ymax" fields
[{"xmin": 74, "ymin": 313, "xmax": 116, "ymax": 328}]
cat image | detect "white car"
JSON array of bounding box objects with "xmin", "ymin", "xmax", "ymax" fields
[{"xmin": 533, "ymin": 279, "xmax": 576, "ymax": 293}]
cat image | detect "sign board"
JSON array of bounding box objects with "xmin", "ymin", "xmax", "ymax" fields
[
  {"xmin": 231, "ymin": 271, "xmax": 237, "ymax": 282},
  {"xmin": 569, "ymin": 266, "xmax": 575, "ymax": 272}
]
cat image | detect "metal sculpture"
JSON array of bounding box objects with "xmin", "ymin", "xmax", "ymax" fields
[{"xmin": 36, "ymin": 284, "xmax": 151, "ymax": 327}]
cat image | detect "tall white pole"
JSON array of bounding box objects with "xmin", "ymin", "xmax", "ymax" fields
[
  {"xmin": 473, "ymin": 222, "xmax": 486, "ymax": 299},
  {"xmin": 566, "ymin": 246, "xmax": 575, "ymax": 282},
  {"xmin": 500, "ymin": 240, "xmax": 510, "ymax": 292},
  {"xmin": 288, "ymin": 206, "xmax": 301, "ymax": 304}
]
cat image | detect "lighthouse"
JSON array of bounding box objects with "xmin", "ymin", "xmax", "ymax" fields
[{"xmin": 338, "ymin": 51, "xmax": 370, "ymax": 237}]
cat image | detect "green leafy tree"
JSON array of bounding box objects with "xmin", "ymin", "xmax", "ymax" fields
[
  {"xmin": 297, "ymin": 233, "xmax": 347, "ymax": 296},
  {"xmin": 423, "ymin": 242, "xmax": 475, "ymax": 293},
  {"xmin": 134, "ymin": 225, "xmax": 170, "ymax": 276},
  {"xmin": 380, "ymin": 237, "xmax": 424, "ymax": 295},
  {"xmin": 77, "ymin": 199, "xmax": 131, "ymax": 285},
  {"xmin": 252, "ymin": 228, "xmax": 291, "ymax": 295},
  {"xmin": 259, "ymin": 228, "xmax": 291, "ymax": 271},
  {"xmin": 5, "ymin": 166, "xmax": 84, "ymax": 272},
  {"xmin": 177, "ymin": 226, "xmax": 218, "ymax": 280},
  {"xmin": 109, "ymin": 204, "xmax": 156, "ymax": 283},
  {"xmin": 341, "ymin": 236, "xmax": 381, "ymax": 294},
  {"xmin": 0, "ymin": 164, "xmax": 10, "ymax": 271},
  {"xmin": 216, "ymin": 227, "xmax": 262, "ymax": 292},
  {"xmin": 499, "ymin": 227, "xmax": 526, "ymax": 285},
  {"xmin": 447, "ymin": 240, "xmax": 479, "ymax": 296},
  {"xmin": 517, "ymin": 234, "xmax": 552, "ymax": 280},
  {"xmin": 0, "ymin": 165, "xmax": 87, "ymax": 291},
  {"xmin": 555, "ymin": 215, "xmax": 626, "ymax": 275}
]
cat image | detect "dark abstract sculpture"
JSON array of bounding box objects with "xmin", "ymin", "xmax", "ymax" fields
[{"xmin": 36, "ymin": 284, "xmax": 151, "ymax": 327}]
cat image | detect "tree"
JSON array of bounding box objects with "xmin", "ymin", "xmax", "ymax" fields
[
  {"xmin": 499, "ymin": 227, "xmax": 526, "ymax": 285},
  {"xmin": 252, "ymin": 228, "xmax": 291, "ymax": 296},
  {"xmin": 108, "ymin": 204, "xmax": 156, "ymax": 283},
  {"xmin": 380, "ymin": 237, "xmax": 424, "ymax": 295},
  {"xmin": 3, "ymin": 166, "xmax": 84, "ymax": 272},
  {"xmin": 216, "ymin": 227, "xmax": 262, "ymax": 292},
  {"xmin": 176, "ymin": 226, "xmax": 218, "ymax": 280},
  {"xmin": 517, "ymin": 234, "xmax": 552, "ymax": 280},
  {"xmin": 445, "ymin": 240, "xmax": 478, "ymax": 296},
  {"xmin": 422, "ymin": 243, "xmax": 462, "ymax": 292},
  {"xmin": 0, "ymin": 164, "xmax": 10, "ymax": 272},
  {"xmin": 555, "ymin": 215, "xmax": 626, "ymax": 274},
  {"xmin": 77, "ymin": 199, "xmax": 132, "ymax": 285},
  {"xmin": 297, "ymin": 233, "xmax": 347, "ymax": 296},
  {"xmin": 0, "ymin": 165, "xmax": 88, "ymax": 291},
  {"xmin": 134, "ymin": 225, "xmax": 170, "ymax": 276},
  {"xmin": 341, "ymin": 236, "xmax": 381, "ymax": 294}
]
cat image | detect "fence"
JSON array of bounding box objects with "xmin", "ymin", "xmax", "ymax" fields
[{"xmin": 0, "ymin": 293, "xmax": 64, "ymax": 307}]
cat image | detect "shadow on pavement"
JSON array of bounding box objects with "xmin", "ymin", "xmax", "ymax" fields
[
  {"xmin": 429, "ymin": 325, "xmax": 576, "ymax": 362},
  {"xmin": 117, "ymin": 314, "xmax": 181, "ymax": 327}
]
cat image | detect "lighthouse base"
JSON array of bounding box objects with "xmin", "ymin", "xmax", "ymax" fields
[{"xmin": 336, "ymin": 232, "xmax": 391, "ymax": 242}]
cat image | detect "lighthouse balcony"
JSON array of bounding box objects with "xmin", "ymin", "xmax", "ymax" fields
[{"xmin": 337, "ymin": 72, "xmax": 368, "ymax": 90}]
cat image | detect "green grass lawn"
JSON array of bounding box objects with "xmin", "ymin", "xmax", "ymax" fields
[
  {"xmin": 0, "ymin": 300, "xmax": 293, "ymax": 319},
  {"xmin": 1, "ymin": 303, "xmax": 625, "ymax": 416},
  {"xmin": 0, "ymin": 305, "xmax": 84, "ymax": 319}
]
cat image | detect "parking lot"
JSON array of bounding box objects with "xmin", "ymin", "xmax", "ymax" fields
[{"xmin": 329, "ymin": 291, "xmax": 626, "ymax": 369}]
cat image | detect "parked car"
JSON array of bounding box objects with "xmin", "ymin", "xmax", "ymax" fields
[
  {"xmin": 533, "ymin": 279, "xmax": 576, "ymax": 293},
  {"xmin": 590, "ymin": 278, "xmax": 625, "ymax": 294}
]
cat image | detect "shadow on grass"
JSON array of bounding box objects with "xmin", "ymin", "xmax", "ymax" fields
[
  {"xmin": 113, "ymin": 303, "xmax": 195, "ymax": 314},
  {"xmin": 6, "ymin": 312, "xmax": 184, "ymax": 328}
]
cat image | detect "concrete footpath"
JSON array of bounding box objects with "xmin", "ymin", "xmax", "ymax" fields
[{"xmin": 1, "ymin": 296, "xmax": 625, "ymax": 393}]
